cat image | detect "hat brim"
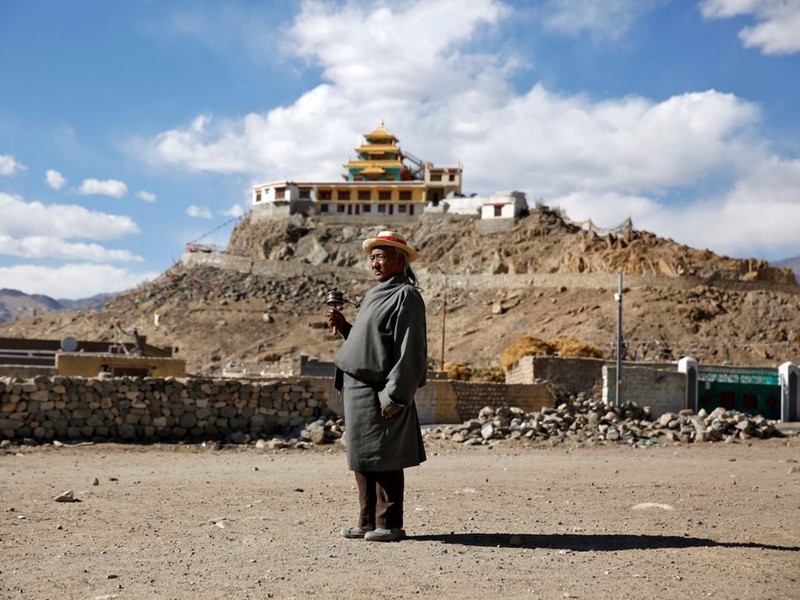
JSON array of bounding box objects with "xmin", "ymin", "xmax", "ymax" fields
[{"xmin": 362, "ymin": 238, "xmax": 419, "ymax": 262}]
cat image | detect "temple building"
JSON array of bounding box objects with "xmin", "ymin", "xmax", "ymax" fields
[{"xmin": 251, "ymin": 122, "xmax": 463, "ymax": 219}]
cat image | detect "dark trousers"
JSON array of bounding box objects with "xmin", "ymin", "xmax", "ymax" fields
[{"xmin": 354, "ymin": 469, "xmax": 404, "ymax": 530}]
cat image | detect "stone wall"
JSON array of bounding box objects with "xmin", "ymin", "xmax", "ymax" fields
[
  {"xmin": 505, "ymin": 356, "xmax": 606, "ymax": 394},
  {"xmin": 0, "ymin": 376, "xmax": 330, "ymax": 443},
  {"xmin": 0, "ymin": 375, "xmax": 554, "ymax": 443}
]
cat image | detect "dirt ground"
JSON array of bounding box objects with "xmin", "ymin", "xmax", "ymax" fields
[{"xmin": 1, "ymin": 436, "xmax": 799, "ymax": 600}]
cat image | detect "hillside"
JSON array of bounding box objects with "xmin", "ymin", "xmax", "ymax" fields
[{"xmin": 1, "ymin": 206, "xmax": 799, "ymax": 376}]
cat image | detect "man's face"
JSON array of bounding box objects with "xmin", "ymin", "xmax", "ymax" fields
[{"xmin": 370, "ymin": 246, "xmax": 406, "ymax": 282}]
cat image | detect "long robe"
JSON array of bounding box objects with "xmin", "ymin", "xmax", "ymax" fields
[{"xmin": 335, "ymin": 273, "xmax": 427, "ymax": 471}]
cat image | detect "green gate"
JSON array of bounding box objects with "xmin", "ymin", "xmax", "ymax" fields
[{"xmin": 697, "ymin": 366, "xmax": 781, "ymax": 420}]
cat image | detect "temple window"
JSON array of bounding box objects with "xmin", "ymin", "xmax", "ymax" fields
[
  {"xmin": 276, "ymin": 187, "xmax": 285, "ymax": 200},
  {"xmin": 431, "ymin": 174, "xmax": 442, "ymax": 182},
  {"xmin": 318, "ymin": 190, "xmax": 332, "ymax": 200},
  {"xmin": 358, "ymin": 190, "xmax": 371, "ymax": 200},
  {"xmin": 299, "ymin": 188, "xmax": 311, "ymax": 199},
  {"xmin": 320, "ymin": 204, "xmax": 329, "ymax": 213},
  {"xmin": 378, "ymin": 191, "xmax": 392, "ymax": 201},
  {"xmin": 337, "ymin": 204, "xmax": 345, "ymax": 213},
  {"xmin": 378, "ymin": 204, "xmax": 386, "ymax": 212},
  {"xmin": 255, "ymin": 191, "xmax": 261, "ymax": 203},
  {"xmin": 363, "ymin": 204, "xmax": 372, "ymax": 213},
  {"xmin": 337, "ymin": 190, "xmax": 351, "ymax": 200},
  {"xmin": 399, "ymin": 191, "xmax": 412, "ymax": 201},
  {"xmin": 397, "ymin": 204, "xmax": 407, "ymax": 213}
]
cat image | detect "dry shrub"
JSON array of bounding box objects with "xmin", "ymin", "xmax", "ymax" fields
[
  {"xmin": 554, "ymin": 337, "xmax": 604, "ymax": 359},
  {"xmin": 500, "ymin": 336, "xmax": 555, "ymax": 371},
  {"xmin": 501, "ymin": 335, "xmax": 603, "ymax": 371},
  {"xmin": 443, "ymin": 361, "xmax": 473, "ymax": 381}
]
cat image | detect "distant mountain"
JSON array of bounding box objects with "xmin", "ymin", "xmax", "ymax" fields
[
  {"xmin": 772, "ymin": 256, "xmax": 800, "ymax": 282},
  {"xmin": 0, "ymin": 289, "xmax": 115, "ymax": 323}
]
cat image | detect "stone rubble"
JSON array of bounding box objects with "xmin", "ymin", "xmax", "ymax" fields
[{"xmin": 421, "ymin": 393, "xmax": 786, "ymax": 446}]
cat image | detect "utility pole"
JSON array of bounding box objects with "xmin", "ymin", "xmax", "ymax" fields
[
  {"xmin": 440, "ymin": 290, "xmax": 447, "ymax": 371},
  {"xmin": 614, "ymin": 273, "xmax": 623, "ymax": 406}
]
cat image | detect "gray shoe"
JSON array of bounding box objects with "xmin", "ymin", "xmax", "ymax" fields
[
  {"xmin": 340, "ymin": 526, "xmax": 369, "ymax": 539},
  {"xmin": 364, "ymin": 528, "xmax": 406, "ymax": 542}
]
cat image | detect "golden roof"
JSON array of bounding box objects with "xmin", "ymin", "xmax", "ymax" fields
[{"xmin": 365, "ymin": 120, "xmax": 398, "ymax": 143}]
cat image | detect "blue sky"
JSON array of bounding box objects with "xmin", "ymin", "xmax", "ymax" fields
[{"xmin": 1, "ymin": 0, "xmax": 799, "ymax": 299}]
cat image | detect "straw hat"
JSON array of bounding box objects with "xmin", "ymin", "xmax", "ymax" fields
[{"xmin": 362, "ymin": 230, "xmax": 419, "ymax": 262}]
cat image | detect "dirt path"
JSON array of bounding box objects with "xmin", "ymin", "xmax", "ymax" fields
[{"xmin": 1, "ymin": 437, "xmax": 798, "ymax": 599}]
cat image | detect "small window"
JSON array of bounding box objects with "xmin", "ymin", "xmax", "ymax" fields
[
  {"xmin": 399, "ymin": 191, "xmax": 412, "ymax": 201},
  {"xmin": 431, "ymin": 174, "xmax": 442, "ymax": 182},
  {"xmin": 378, "ymin": 191, "xmax": 391, "ymax": 201},
  {"xmin": 494, "ymin": 205, "xmax": 502, "ymax": 217},
  {"xmin": 397, "ymin": 204, "xmax": 407, "ymax": 213},
  {"xmin": 358, "ymin": 190, "xmax": 371, "ymax": 201},
  {"xmin": 377, "ymin": 204, "xmax": 386, "ymax": 212},
  {"xmin": 255, "ymin": 191, "xmax": 262, "ymax": 203},
  {"xmin": 449, "ymin": 174, "xmax": 456, "ymax": 182},
  {"xmin": 318, "ymin": 190, "xmax": 332, "ymax": 200},
  {"xmin": 299, "ymin": 188, "xmax": 311, "ymax": 199},
  {"xmin": 276, "ymin": 187, "xmax": 286, "ymax": 200},
  {"xmin": 320, "ymin": 204, "xmax": 329, "ymax": 213},
  {"xmin": 363, "ymin": 204, "xmax": 371, "ymax": 213},
  {"xmin": 337, "ymin": 204, "xmax": 345, "ymax": 213},
  {"xmin": 337, "ymin": 190, "xmax": 351, "ymax": 201}
]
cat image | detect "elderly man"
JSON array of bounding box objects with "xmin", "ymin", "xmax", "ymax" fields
[{"xmin": 327, "ymin": 230, "xmax": 428, "ymax": 542}]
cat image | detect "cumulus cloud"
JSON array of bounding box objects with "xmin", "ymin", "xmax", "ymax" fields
[
  {"xmin": 186, "ymin": 204, "xmax": 213, "ymax": 218},
  {"xmin": 0, "ymin": 263, "xmax": 159, "ymax": 300},
  {"xmin": 76, "ymin": 178, "xmax": 129, "ymax": 198},
  {"xmin": 0, "ymin": 235, "xmax": 143, "ymax": 262},
  {"xmin": 45, "ymin": 169, "xmax": 68, "ymax": 190},
  {"xmin": 700, "ymin": 0, "xmax": 800, "ymax": 55},
  {"xmin": 0, "ymin": 193, "xmax": 139, "ymax": 242},
  {"xmin": 139, "ymin": 0, "xmax": 798, "ymax": 261},
  {"xmin": 136, "ymin": 190, "xmax": 157, "ymax": 202},
  {"xmin": 0, "ymin": 154, "xmax": 26, "ymax": 176}
]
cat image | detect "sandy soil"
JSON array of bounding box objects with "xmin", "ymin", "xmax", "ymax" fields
[{"xmin": 1, "ymin": 437, "xmax": 799, "ymax": 600}]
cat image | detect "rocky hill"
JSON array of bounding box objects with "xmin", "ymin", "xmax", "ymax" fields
[{"xmin": 1, "ymin": 206, "xmax": 799, "ymax": 376}]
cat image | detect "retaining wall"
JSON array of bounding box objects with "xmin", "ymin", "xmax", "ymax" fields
[{"xmin": 1, "ymin": 375, "xmax": 554, "ymax": 443}]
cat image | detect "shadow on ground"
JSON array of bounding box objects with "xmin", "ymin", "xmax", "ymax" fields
[{"xmin": 410, "ymin": 533, "xmax": 800, "ymax": 552}]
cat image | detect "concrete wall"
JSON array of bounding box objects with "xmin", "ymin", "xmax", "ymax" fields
[
  {"xmin": 602, "ymin": 364, "xmax": 687, "ymax": 414},
  {"xmin": 56, "ymin": 354, "xmax": 187, "ymax": 378}
]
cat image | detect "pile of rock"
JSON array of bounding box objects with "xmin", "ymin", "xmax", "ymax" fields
[{"xmin": 422, "ymin": 394, "xmax": 784, "ymax": 446}]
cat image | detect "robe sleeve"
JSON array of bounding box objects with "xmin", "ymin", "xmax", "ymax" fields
[{"xmin": 377, "ymin": 288, "xmax": 427, "ymax": 415}]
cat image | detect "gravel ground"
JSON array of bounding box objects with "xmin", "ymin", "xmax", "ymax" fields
[{"xmin": 1, "ymin": 436, "xmax": 799, "ymax": 600}]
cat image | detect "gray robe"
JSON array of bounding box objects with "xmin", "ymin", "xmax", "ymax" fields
[{"xmin": 335, "ymin": 273, "xmax": 427, "ymax": 471}]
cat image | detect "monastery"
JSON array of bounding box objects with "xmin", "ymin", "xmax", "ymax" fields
[{"xmin": 250, "ymin": 122, "xmax": 528, "ymax": 221}]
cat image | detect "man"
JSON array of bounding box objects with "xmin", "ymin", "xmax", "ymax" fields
[{"xmin": 327, "ymin": 230, "xmax": 428, "ymax": 542}]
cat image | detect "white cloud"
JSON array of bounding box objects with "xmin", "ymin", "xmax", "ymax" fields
[
  {"xmin": 0, "ymin": 154, "xmax": 27, "ymax": 176},
  {"xmin": 76, "ymin": 178, "xmax": 129, "ymax": 198},
  {"xmin": 700, "ymin": 0, "xmax": 800, "ymax": 55},
  {"xmin": 539, "ymin": 0, "xmax": 665, "ymax": 41},
  {"xmin": 45, "ymin": 169, "xmax": 68, "ymax": 190},
  {"xmin": 0, "ymin": 235, "xmax": 142, "ymax": 262},
  {"xmin": 222, "ymin": 203, "xmax": 245, "ymax": 218},
  {"xmin": 139, "ymin": 0, "xmax": 798, "ymax": 262},
  {"xmin": 136, "ymin": 190, "xmax": 157, "ymax": 203},
  {"xmin": 0, "ymin": 263, "xmax": 159, "ymax": 300},
  {"xmin": 0, "ymin": 192, "xmax": 139, "ymax": 242},
  {"xmin": 186, "ymin": 204, "xmax": 213, "ymax": 219}
]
